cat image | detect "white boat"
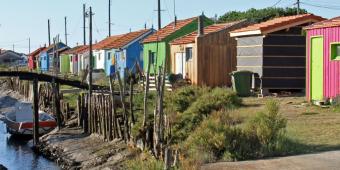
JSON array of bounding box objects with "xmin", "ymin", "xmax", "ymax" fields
[{"xmin": 4, "ymin": 102, "xmax": 56, "ymax": 135}]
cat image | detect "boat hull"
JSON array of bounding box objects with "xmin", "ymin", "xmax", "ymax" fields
[
  {"xmin": 5, "ymin": 120, "xmax": 57, "ymax": 135},
  {"xmin": 4, "ymin": 111, "xmax": 57, "ymax": 136}
]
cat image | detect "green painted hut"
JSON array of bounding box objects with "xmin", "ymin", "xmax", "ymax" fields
[
  {"xmin": 60, "ymin": 45, "xmax": 85, "ymax": 74},
  {"xmin": 142, "ymin": 16, "xmax": 213, "ymax": 74}
]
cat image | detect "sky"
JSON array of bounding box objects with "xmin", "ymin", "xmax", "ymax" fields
[{"xmin": 0, "ymin": 0, "xmax": 339, "ymax": 53}]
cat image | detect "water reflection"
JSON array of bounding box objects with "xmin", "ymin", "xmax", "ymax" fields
[{"xmin": 0, "ymin": 120, "xmax": 60, "ymax": 170}]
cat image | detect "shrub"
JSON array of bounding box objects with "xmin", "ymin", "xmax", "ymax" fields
[
  {"xmin": 173, "ymin": 88, "xmax": 241, "ymax": 142},
  {"xmin": 246, "ymin": 100, "xmax": 287, "ymax": 155},
  {"xmin": 125, "ymin": 151, "xmax": 164, "ymax": 170},
  {"xmin": 183, "ymin": 111, "xmax": 233, "ymax": 164},
  {"xmin": 165, "ymin": 86, "xmax": 209, "ymax": 113},
  {"xmin": 182, "ymin": 111, "xmax": 261, "ymax": 166}
]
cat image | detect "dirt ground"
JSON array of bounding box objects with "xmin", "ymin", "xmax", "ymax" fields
[
  {"xmin": 202, "ymin": 150, "xmax": 340, "ymax": 170},
  {"xmin": 40, "ymin": 127, "xmax": 133, "ymax": 170}
]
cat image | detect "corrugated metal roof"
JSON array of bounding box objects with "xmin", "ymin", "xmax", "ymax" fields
[
  {"xmin": 230, "ymin": 14, "xmax": 325, "ymax": 36},
  {"xmin": 93, "ymin": 35, "xmax": 124, "ymax": 50},
  {"xmin": 170, "ymin": 21, "xmax": 240, "ymax": 45},
  {"xmin": 62, "ymin": 45, "xmax": 88, "ymax": 55},
  {"xmin": 105, "ymin": 29, "xmax": 152, "ymax": 49},
  {"xmin": 28, "ymin": 47, "xmax": 46, "ymax": 57},
  {"xmin": 304, "ymin": 16, "xmax": 340, "ymax": 30},
  {"xmin": 143, "ymin": 17, "xmax": 197, "ymax": 43}
]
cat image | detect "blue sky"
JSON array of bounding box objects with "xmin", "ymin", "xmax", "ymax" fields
[{"xmin": 0, "ymin": 0, "xmax": 339, "ymax": 53}]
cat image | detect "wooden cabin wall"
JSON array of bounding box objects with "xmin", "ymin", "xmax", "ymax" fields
[
  {"xmin": 262, "ymin": 25, "xmax": 306, "ymax": 89},
  {"xmin": 170, "ymin": 44, "xmax": 196, "ymax": 83},
  {"xmin": 196, "ymin": 29, "xmax": 237, "ymax": 87}
]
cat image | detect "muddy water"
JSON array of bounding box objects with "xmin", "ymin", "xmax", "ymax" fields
[
  {"xmin": 0, "ymin": 92, "xmax": 60, "ymax": 170},
  {"xmin": 0, "ymin": 119, "xmax": 60, "ymax": 170}
]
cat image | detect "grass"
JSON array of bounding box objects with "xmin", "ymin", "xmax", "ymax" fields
[{"xmin": 235, "ymin": 96, "xmax": 340, "ymax": 155}]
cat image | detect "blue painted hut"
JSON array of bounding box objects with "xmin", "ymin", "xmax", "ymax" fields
[
  {"xmin": 39, "ymin": 42, "xmax": 69, "ymax": 72},
  {"xmin": 105, "ymin": 29, "xmax": 154, "ymax": 77}
]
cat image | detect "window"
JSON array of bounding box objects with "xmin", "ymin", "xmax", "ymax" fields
[
  {"xmin": 70, "ymin": 56, "xmax": 73, "ymax": 62},
  {"xmin": 108, "ymin": 52, "xmax": 111, "ymax": 60},
  {"xmin": 98, "ymin": 53, "xmax": 101, "ymax": 60},
  {"xmin": 140, "ymin": 51, "xmax": 143, "ymax": 61},
  {"xmin": 149, "ymin": 50, "xmax": 156, "ymax": 64},
  {"xmin": 331, "ymin": 43, "xmax": 340, "ymax": 60},
  {"xmin": 185, "ymin": 47, "xmax": 193, "ymax": 61}
]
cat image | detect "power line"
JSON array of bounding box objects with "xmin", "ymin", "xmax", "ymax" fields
[
  {"xmin": 301, "ymin": 1, "xmax": 340, "ymax": 10},
  {"xmin": 272, "ymin": 0, "xmax": 284, "ymax": 7}
]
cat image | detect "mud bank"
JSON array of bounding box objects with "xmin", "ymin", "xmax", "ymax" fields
[{"xmin": 38, "ymin": 127, "xmax": 133, "ymax": 170}]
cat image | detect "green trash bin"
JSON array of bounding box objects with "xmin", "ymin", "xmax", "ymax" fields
[{"xmin": 230, "ymin": 71, "xmax": 253, "ymax": 97}]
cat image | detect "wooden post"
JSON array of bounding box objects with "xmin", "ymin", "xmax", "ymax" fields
[
  {"xmin": 143, "ymin": 51, "xmax": 152, "ymax": 127},
  {"xmin": 54, "ymin": 82, "xmax": 62, "ymax": 129},
  {"xmin": 116, "ymin": 71, "xmax": 129, "ymax": 142},
  {"xmin": 33, "ymin": 78, "xmax": 39, "ymax": 147},
  {"xmin": 109, "ymin": 75, "xmax": 116, "ymax": 139},
  {"xmin": 129, "ymin": 74, "xmax": 135, "ymax": 124},
  {"xmin": 164, "ymin": 147, "xmax": 171, "ymax": 170},
  {"xmin": 77, "ymin": 94, "xmax": 82, "ymax": 126}
]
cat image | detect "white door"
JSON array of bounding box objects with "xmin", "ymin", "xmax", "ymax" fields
[{"xmin": 175, "ymin": 52, "xmax": 186, "ymax": 76}]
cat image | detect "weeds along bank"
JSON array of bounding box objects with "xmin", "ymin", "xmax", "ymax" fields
[{"xmin": 127, "ymin": 86, "xmax": 289, "ymax": 169}]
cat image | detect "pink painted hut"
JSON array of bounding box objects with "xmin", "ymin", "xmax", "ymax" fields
[{"xmin": 304, "ymin": 17, "xmax": 340, "ymax": 102}]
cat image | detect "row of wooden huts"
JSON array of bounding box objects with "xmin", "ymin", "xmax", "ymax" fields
[{"xmin": 27, "ymin": 14, "xmax": 340, "ymax": 102}]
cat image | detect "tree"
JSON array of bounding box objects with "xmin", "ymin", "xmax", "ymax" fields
[{"xmin": 218, "ymin": 7, "xmax": 308, "ymax": 23}]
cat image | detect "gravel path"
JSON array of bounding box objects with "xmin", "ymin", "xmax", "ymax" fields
[{"xmin": 202, "ymin": 150, "xmax": 340, "ymax": 170}]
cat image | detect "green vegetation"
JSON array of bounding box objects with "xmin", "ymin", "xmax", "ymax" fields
[
  {"xmin": 129, "ymin": 85, "xmax": 340, "ymax": 169},
  {"xmin": 172, "ymin": 87, "xmax": 241, "ymax": 143},
  {"xmin": 125, "ymin": 151, "xmax": 165, "ymax": 170},
  {"xmin": 218, "ymin": 7, "xmax": 308, "ymax": 23}
]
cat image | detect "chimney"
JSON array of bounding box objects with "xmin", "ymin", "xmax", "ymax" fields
[{"xmin": 198, "ymin": 15, "xmax": 204, "ymax": 37}]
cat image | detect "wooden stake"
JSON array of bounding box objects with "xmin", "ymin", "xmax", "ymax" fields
[
  {"xmin": 33, "ymin": 78, "xmax": 39, "ymax": 147},
  {"xmin": 116, "ymin": 71, "xmax": 129, "ymax": 142},
  {"xmin": 109, "ymin": 75, "xmax": 116, "ymax": 139}
]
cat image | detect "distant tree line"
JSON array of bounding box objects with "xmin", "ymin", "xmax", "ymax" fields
[{"xmin": 218, "ymin": 7, "xmax": 308, "ymax": 23}]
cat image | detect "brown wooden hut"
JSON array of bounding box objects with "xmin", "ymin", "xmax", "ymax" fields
[{"xmin": 169, "ymin": 20, "xmax": 249, "ymax": 87}]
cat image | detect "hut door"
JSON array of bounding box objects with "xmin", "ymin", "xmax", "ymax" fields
[
  {"xmin": 310, "ymin": 37, "xmax": 324, "ymax": 101},
  {"xmin": 175, "ymin": 52, "xmax": 186, "ymax": 77}
]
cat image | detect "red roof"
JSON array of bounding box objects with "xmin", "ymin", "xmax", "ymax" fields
[
  {"xmin": 62, "ymin": 45, "xmax": 88, "ymax": 55},
  {"xmin": 105, "ymin": 29, "xmax": 152, "ymax": 49},
  {"xmin": 170, "ymin": 21, "xmax": 241, "ymax": 45},
  {"xmin": 28, "ymin": 47, "xmax": 46, "ymax": 57},
  {"xmin": 93, "ymin": 35, "xmax": 124, "ymax": 50},
  {"xmin": 230, "ymin": 14, "xmax": 325, "ymax": 36},
  {"xmin": 304, "ymin": 16, "xmax": 340, "ymax": 30},
  {"xmin": 143, "ymin": 17, "xmax": 197, "ymax": 43}
]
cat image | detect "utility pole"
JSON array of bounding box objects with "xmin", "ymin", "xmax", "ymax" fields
[
  {"xmin": 297, "ymin": 0, "xmax": 300, "ymax": 15},
  {"xmin": 64, "ymin": 17, "xmax": 68, "ymax": 46},
  {"xmin": 173, "ymin": 0, "xmax": 177, "ymax": 27},
  {"xmin": 108, "ymin": 0, "xmax": 111, "ymax": 37},
  {"xmin": 48, "ymin": 19, "xmax": 51, "ymax": 46},
  {"xmin": 83, "ymin": 4, "xmax": 86, "ymax": 45},
  {"xmin": 12, "ymin": 44, "xmax": 14, "ymax": 51},
  {"xmin": 85, "ymin": 6, "xmax": 93, "ymax": 134},
  {"xmin": 157, "ymin": 0, "xmax": 161, "ymax": 30}
]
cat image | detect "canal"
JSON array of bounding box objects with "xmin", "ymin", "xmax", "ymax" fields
[{"xmin": 0, "ymin": 112, "xmax": 60, "ymax": 170}]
